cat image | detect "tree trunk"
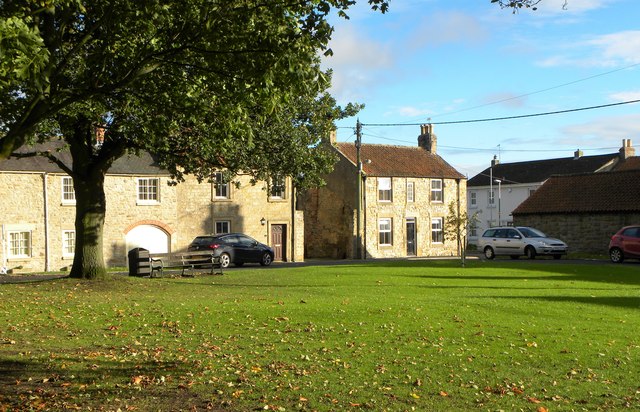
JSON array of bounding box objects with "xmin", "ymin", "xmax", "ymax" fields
[{"xmin": 69, "ymin": 171, "xmax": 108, "ymax": 279}]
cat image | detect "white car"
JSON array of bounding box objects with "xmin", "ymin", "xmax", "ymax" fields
[{"xmin": 478, "ymin": 227, "xmax": 568, "ymax": 260}]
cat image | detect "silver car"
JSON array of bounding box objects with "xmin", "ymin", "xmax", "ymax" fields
[{"xmin": 478, "ymin": 226, "xmax": 568, "ymax": 260}]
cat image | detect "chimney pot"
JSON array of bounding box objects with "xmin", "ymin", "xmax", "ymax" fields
[
  {"xmin": 620, "ymin": 139, "xmax": 636, "ymax": 160},
  {"xmin": 417, "ymin": 124, "xmax": 436, "ymax": 153}
]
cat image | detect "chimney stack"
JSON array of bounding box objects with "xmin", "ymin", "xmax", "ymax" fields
[
  {"xmin": 491, "ymin": 155, "xmax": 499, "ymax": 167},
  {"xmin": 574, "ymin": 149, "xmax": 583, "ymax": 159},
  {"xmin": 329, "ymin": 129, "xmax": 337, "ymax": 144},
  {"xmin": 620, "ymin": 139, "xmax": 635, "ymax": 160},
  {"xmin": 418, "ymin": 124, "xmax": 437, "ymax": 153}
]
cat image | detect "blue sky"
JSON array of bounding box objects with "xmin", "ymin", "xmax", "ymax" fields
[{"xmin": 322, "ymin": 0, "xmax": 640, "ymax": 177}]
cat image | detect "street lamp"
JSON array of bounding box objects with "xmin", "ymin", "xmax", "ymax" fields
[{"xmin": 494, "ymin": 179, "xmax": 502, "ymax": 226}]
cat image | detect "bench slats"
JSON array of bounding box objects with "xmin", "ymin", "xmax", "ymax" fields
[{"xmin": 149, "ymin": 251, "xmax": 223, "ymax": 277}]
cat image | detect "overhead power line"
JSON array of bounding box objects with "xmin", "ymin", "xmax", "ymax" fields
[{"xmin": 362, "ymin": 99, "xmax": 640, "ymax": 127}]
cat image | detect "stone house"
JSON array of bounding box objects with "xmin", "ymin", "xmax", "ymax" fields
[
  {"xmin": 512, "ymin": 168, "xmax": 640, "ymax": 253},
  {"xmin": 303, "ymin": 125, "xmax": 466, "ymax": 259},
  {"xmin": 466, "ymin": 140, "xmax": 636, "ymax": 243},
  {"xmin": 0, "ymin": 145, "xmax": 302, "ymax": 273}
]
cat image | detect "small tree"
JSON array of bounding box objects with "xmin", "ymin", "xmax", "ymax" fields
[{"xmin": 445, "ymin": 201, "xmax": 479, "ymax": 267}]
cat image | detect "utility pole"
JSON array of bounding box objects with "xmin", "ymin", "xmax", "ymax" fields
[{"xmin": 355, "ymin": 119, "xmax": 362, "ymax": 259}]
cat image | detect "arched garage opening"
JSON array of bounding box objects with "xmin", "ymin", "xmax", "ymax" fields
[{"xmin": 125, "ymin": 224, "xmax": 170, "ymax": 254}]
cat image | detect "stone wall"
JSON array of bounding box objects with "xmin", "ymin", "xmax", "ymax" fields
[
  {"xmin": 301, "ymin": 154, "xmax": 357, "ymax": 259},
  {"xmin": 514, "ymin": 212, "xmax": 640, "ymax": 253},
  {"xmin": 175, "ymin": 173, "xmax": 300, "ymax": 262},
  {"xmin": 363, "ymin": 176, "xmax": 465, "ymax": 258},
  {"xmin": 1, "ymin": 169, "xmax": 303, "ymax": 273}
]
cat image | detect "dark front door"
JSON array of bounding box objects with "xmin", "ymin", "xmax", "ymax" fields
[
  {"xmin": 271, "ymin": 225, "xmax": 286, "ymax": 261},
  {"xmin": 406, "ymin": 219, "xmax": 416, "ymax": 256}
]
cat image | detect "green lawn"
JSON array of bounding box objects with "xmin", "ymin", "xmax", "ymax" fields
[{"xmin": 1, "ymin": 260, "xmax": 639, "ymax": 411}]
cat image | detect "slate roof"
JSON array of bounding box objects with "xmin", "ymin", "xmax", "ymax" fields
[
  {"xmin": 612, "ymin": 156, "xmax": 640, "ymax": 171},
  {"xmin": 0, "ymin": 141, "xmax": 168, "ymax": 175},
  {"xmin": 512, "ymin": 170, "xmax": 640, "ymax": 215},
  {"xmin": 467, "ymin": 153, "xmax": 618, "ymax": 187},
  {"xmin": 334, "ymin": 142, "xmax": 465, "ymax": 179}
]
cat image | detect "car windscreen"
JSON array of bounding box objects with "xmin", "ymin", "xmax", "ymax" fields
[{"xmin": 518, "ymin": 227, "xmax": 546, "ymax": 238}]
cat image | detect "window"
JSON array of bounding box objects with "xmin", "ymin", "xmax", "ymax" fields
[
  {"xmin": 215, "ymin": 221, "xmax": 230, "ymax": 234},
  {"xmin": 431, "ymin": 218, "xmax": 444, "ymax": 243},
  {"xmin": 378, "ymin": 218, "xmax": 392, "ymax": 245},
  {"xmin": 430, "ymin": 179, "xmax": 443, "ymax": 202},
  {"xmin": 137, "ymin": 178, "xmax": 159, "ymax": 203},
  {"xmin": 214, "ymin": 172, "xmax": 229, "ymax": 199},
  {"xmin": 529, "ymin": 188, "xmax": 536, "ymax": 197},
  {"xmin": 407, "ymin": 182, "xmax": 415, "ymax": 202},
  {"xmin": 469, "ymin": 192, "xmax": 477, "ymax": 208},
  {"xmin": 488, "ymin": 190, "xmax": 495, "ymax": 206},
  {"xmin": 61, "ymin": 176, "xmax": 75, "ymax": 204},
  {"xmin": 9, "ymin": 231, "xmax": 31, "ymax": 258},
  {"xmin": 378, "ymin": 178, "xmax": 392, "ymax": 202},
  {"xmin": 270, "ymin": 175, "xmax": 285, "ymax": 199},
  {"xmin": 62, "ymin": 230, "xmax": 75, "ymax": 256}
]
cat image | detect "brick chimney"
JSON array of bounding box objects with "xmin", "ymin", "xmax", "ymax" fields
[
  {"xmin": 620, "ymin": 139, "xmax": 635, "ymax": 160},
  {"xmin": 418, "ymin": 124, "xmax": 437, "ymax": 153},
  {"xmin": 574, "ymin": 149, "xmax": 583, "ymax": 159}
]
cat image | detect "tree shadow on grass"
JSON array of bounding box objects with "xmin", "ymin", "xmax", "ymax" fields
[
  {"xmin": 0, "ymin": 354, "xmax": 219, "ymax": 411},
  {"xmin": 482, "ymin": 295, "xmax": 640, "ymax": 310}
]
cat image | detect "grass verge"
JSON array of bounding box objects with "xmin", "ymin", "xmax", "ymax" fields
[{"xmin": 1, "ymin": 260, "xmax": 639, "ymax": 411}]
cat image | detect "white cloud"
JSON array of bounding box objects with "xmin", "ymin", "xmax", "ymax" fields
[
  {"xmin": 538, "ymin": 30, "xmax": 640, "ymax": 68},
  {"xmin": 324, "ymin": 26, "xmax": 394, "ymax": 103},
  {"xmin": 560, "ymin": 113, "xmax": 640, "ymax": 147},
  {"xmin": 393, "ymin": 106, "xmax": 434, "ymax": 118},
  {"xmin": 534, "ymin": 0, "xmax": 610, "ymax": 15},
  {"xmin": 609, "ymin": 90, "xmax": 640, "ymax": 101},
  {"xmin": 409, "ymin": 11, "xmax": 488, "ymax": 50}
]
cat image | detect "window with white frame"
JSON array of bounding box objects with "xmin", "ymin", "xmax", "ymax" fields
[
  {"xmin": 61, "ymin": 176, "xmax": 75, "ymax": 204},
  {"xmin": 469, "ymin": 191, "xmax": 477, "ymax": 208},
  {"xmin": 62, "ymin": 230, "xmax": 75, "ymax": 256},
  {"xmin": 214, "ymin": 172, "xmax": 229, "ymax": 199},
  {"xmin": 8, "ymin": 231, "xmax": 31, "ymax": 258},
  {"xmin": 430, "ymin": 179, "xmax": 443, "ymax": 202},
  {"xmin": 488, "ymin": 189, "xmax": 495, "ymax": 206},
  {"xmin": 378, "ymin": 177, "xmax": 392, "ymax": 202},
  {"xmin": 215, "ymin": 221, "xmax": 230, "ymax": 234},
  {"xmin": 270, "ymin": 175, "xmax": 286, "ymax": 199},
  {"xmin": 137, "ymin": 178, "xmax": 160, "ymax": 204},
  {"xmin": 407, "ymin": 181, "xmax": 415, "ymax": 202},
  {"xmin": 431, "ymin": 218, "xmax": 444, "ymax": 243},
  {"xmin": 378, "ymin": 218, "xmax": 392, "ymax": 245}
]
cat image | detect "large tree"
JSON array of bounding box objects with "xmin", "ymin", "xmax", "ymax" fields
[{"xmin": 0, "ymin": 0, "xmax": 381, "ymax": 279}]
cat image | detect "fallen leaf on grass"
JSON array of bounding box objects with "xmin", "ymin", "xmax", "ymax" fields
[
  {"xmin": 438, "ymin": 391, "xmax": 448, "ymax": 397},
  {"xmin": 528, "ymin": 397, "xmax": 542, "ymax": 404}
]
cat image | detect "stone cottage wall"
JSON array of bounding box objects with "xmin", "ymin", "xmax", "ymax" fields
[
  {"xmin": 0, "ymin": 173, "xmax": 47, "ymax": 273},
  {"xmin": 363, "ymin": 177, "xmax": 465, "ymax": 258},
  {"xmin": 301, "ymin": 154, "xmax": 357, "ymax": 259},
  {"xmin": 176, "ymin": 174, "xmax": 302, "ymax": 262}
]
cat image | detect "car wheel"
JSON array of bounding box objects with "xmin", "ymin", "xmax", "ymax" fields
[
  {"xmin": 609, "ymin": 248, "xmax": 624, "ymax": 263},
  {"xmin": 260, "ymin": 253, "xmax": 273, "ymax": 266},
  {"xmin": 525, "ymin": 246, "xmax": 536, "ymax": 259},
  {"xmin": 484, "ymin": 247, "xmax": 495, "ymax": 260},
  {"xmin": 219, "ymin": 253, "xmax": 231, "ymax": 268}
]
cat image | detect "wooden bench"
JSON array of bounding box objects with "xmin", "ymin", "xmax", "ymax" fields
[{"xmin": 149, "ymin": 251, "xmax": 223, "ymax": 277}]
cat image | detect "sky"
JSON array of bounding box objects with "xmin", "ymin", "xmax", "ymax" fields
[{"xmin": 322, "ymin": 0, "xmax": 640, "ymax": 178}]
